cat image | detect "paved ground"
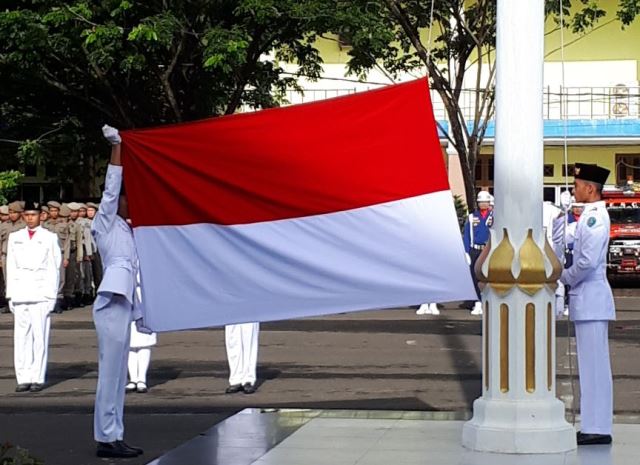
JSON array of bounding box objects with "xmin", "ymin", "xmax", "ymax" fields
[{"xmin": 0, "ymin": 290, "xmax": 639, "ymax": 464}]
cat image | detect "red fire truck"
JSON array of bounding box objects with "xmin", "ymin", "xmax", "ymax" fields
[{"xmin": 603, "ymin": 187, "xmax": 640, "ymax": 282}]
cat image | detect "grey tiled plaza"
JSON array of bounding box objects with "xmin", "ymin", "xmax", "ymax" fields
[{"xmin": 149, "ymin": 409, "xmax": 638, "ymax": 465}]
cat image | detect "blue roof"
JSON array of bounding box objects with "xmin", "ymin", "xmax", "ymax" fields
[{"xmin": 437, "ymin": 119, "xmax": 640, "ymax": 139}]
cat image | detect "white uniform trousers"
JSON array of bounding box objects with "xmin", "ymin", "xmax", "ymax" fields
[
  {"xmin": 225, "ymin": 323, "xmax": 259, "ymax": 386},
  {"xmin": 12, "ymin": 301, "xmax": 52, "ymax": 385},
  {"xmin": 93, "ymin": 294, "xmax": 131, "ymax": 443},
  {"xmin": 128, "ymin": 348, "xmax": 151, "ymax": 384},
  {"xmin": 575, "ymin": 320, "xmax": 613, "ymax": 435}
]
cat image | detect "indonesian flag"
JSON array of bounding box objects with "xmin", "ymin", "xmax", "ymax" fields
[{"xmin": 121, "ymin": 78, "xmax": 476, "ymax": 331}]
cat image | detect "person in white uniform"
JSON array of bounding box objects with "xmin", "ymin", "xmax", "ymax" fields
[
  {"xmin": 91, "ymin": 125, "xmax": 143, "ymax": 459},
  {"xmin": 5, "ymin": 201, "xmax": 61, "ymax": 393},
  {"xmin": 126, "ymin": 320, "xmax": 157, "ymax": 394},
  {"xmin": 559, "ymin": 163, "xmax": 615, "ymax": 446},
  {"xmin": 224, "ymin": 323, "xmax": 260, "ymax": 394}
]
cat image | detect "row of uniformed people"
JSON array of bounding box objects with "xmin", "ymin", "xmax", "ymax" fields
[{"xmin": 42, "ymin": 201, "xmax": 102, "ymax": 311}]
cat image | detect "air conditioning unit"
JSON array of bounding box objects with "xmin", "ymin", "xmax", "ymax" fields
[{"xmin": 611, "ymin": 83, "xmax": 629, "ymax": 117}]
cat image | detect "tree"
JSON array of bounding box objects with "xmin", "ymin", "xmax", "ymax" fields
[
  {"xmin": 333, "ymin": 0, "xmax": 640, "ymax": 209},
  {"xmin": 0, "ymin": 0, "xmax": 332, "ymax": 196}
]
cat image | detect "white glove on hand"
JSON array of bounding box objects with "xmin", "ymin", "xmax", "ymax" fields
[
  {"xmin": 465, "ymin": 253, "xmax": 472, "ymax": 265},
  {"xmin": 102, "ymin": 124, "xmax": 121, "ymax": 145},
  {"xmin": 560, "ymin": 191, "xmax": 572, "ymax": 210}
]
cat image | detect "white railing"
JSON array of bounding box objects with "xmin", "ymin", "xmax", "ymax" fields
[{"xmin": 285, "ymin": 86, "xmax": 640, "ymax": 121}]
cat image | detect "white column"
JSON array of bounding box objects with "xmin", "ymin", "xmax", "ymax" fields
[{"xmin": 461, "ymin": 0, "xmax": 576, "ymax": 454}]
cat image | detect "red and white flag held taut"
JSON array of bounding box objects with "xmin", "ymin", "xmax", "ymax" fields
[{"xmin": 121, "ymin": 78, "xmax": 476, "ymax": 331}]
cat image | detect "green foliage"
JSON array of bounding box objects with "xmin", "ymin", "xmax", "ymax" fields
[
  {"xmin": 0, "ymin": 0, "xmax": 333, "ymax": 189},
  {"xmin": 0, "ymin": 171, "xmax": 23, "ymax": 205},
  {"xmin": 0, "ymin": 441, "xmax": 43, "ymax": 464}
]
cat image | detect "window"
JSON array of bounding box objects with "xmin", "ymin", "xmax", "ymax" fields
[
  {"xmin": 543, "ymin": 164, "xmax": 554, "ymax": 177},
  {"xmin": 474, "ymin": 156, "xmax": 494, "ymax": 189},
  {"xmin": 562, "ymin": 164, "xmax": 575, "ymax": 177},
  {"xmin": 616, "ymin": 155, "xmax": 640, "ymax": 185},
  {"xmin": 543, "ymin": 186, "xmax": 556, "ymax": 202}
]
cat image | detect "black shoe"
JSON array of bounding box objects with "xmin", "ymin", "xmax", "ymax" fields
[
  {"xmin": 73, "ymin": 294, "xmax": 82, "ymax": 308},
  {"xmin": 60, "ymin": 297, "xmax": 71, "ymax": 311},
  {"xmin": 577, "ymin": 431, "xmax": 612, "ymax": 445},
  {"xmin": 82, "ymin": 294, "xmax": 94, "ymax": 306},
  {"xmin": 15, "ymin": 383, "xmax": 31, "ymax": 392},
  {"xmin": 0, "ymin": 306, "xmax": 9, "ymax": 314},
  {"xmin": 242, "ymin": 382, "xmax": 257, "ymax": 394},
  {"xmin": 225, "ymin": 383, "xmax": 243, "ymax": 394},
  {"xmin": 96, "ymin": 441, "xmax": 138, "ymax": 458},
  {"xmin": 117, "ymin": 440, "xmax": 143, "ymax": 455},
  {"xmin": 29, "ymin": 383, "xmax": 45, "ymax": 392}
]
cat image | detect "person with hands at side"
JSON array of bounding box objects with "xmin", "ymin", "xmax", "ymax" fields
[
  {"xmin": 5, "ymin": 201, "xmax": 61, "ymax": 393},
  {"xmin": 91, "ymin": 125, "xmax": 144, "ymax": 459},
  {"xmin": 559, "ymin": 163, "xmax": 615, "ymax": 446}
]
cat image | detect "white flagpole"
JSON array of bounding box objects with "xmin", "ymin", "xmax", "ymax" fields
[{"xmin": 461, "ymin": 0, "xmax": 576, "ymax": 453}]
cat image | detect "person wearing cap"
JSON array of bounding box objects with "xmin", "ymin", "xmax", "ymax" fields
[
  {"xmin": 0, "ymin": 205, "xmax": 10, "ymax": 313},
  {"xmin": 462, "ymin": 191, "xmax": 494, "ymax": 315},
  {"xmin": 5, "ymin": 201, "xmax": 61, "ymax": 393},
  {"xmin": 91, "ymin": 125, "xmax": 143, "ymax": 458},
  {"xmin": 76, "ymin": 203, "xmax": 96, "ymax": 305},
  {"xmin": 86, "ymin": 202, "xmax": 103, "ymax": 288},
  {"xmin": 558, "ymin": 163, "xmax": 615, "ymax": 446},
  {"xmin": 63, "ymin": 202, "xmax": 84, "ymax": 308},
  {"xmin": 1, "ymin": 202, "xmax": 27, "ymax": 314},
  {"xmin": 50, "ymin": 204, "xmax": 73, "ymax": 311},
  {"xmin": 39, "ymin": 206, "xmax": 50, "ymax": 225}
]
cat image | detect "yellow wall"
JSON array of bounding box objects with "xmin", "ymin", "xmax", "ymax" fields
[
  {"xmin": 543, "ymin": 145, "xmax": 640, "ymax": 184},
  {"xmin": 316, "ymin": 2, "xmax": 640, "ymax": 74},
  {"xmin": 544, "ymin": 0, "xmax": 640, "ymax": 77}
]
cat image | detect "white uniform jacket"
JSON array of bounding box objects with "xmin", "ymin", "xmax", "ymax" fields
[
  {"xmin": 560, "ymin": 200, "xmax": 615, "ymax": 322},
  {"xmin": 6, "ymin": 226, "xmax": 61, "ymax": 304},
  {"xmin": 91, "ymin": 164, "xmax": 140, "ymax": 317}
]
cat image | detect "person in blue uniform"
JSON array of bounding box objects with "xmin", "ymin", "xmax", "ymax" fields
[
  {"xmin": 462, "ymin": 191, "xmax": 494, "ymax": 315},
  {"xmin": 560, "ymin": 163, "xmax": 615, "ymax": 446},
  {"xmin": 91, "ymin": 125, "xmax": 144, "ymax": 458}
]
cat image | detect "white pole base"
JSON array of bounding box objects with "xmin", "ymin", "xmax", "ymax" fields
[{"xmin": 462, "ymin": 397, "xmax": 577, "ymax": 453}]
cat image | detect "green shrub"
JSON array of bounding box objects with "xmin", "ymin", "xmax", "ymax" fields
[{"xmin": 0, "ymin": 442, "xmax": 43, "ymax": 465}]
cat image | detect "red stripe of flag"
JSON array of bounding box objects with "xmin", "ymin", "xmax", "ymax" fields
[{"xmin": 122, "ymin": 78, "xmax": 447, "ymax": 227}]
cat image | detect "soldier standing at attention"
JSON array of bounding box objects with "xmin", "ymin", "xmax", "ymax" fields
[
  {"xmin": 55, "ymin": 204, "xmax": 73, "ymax": 311},
  {"xmin": 5, "ymin": 201, "xmax": 61, "ymax": 393},
  {"xmin": 64, "ymin": 203, "xmax": 84, "ymax": 308},
  {"xmin": 559, "ymin": 163, "xmax": 615, "ymax": 446},
  {"xmin": 77, "ymin": 203, "xmax": 95, "ymax": 305},
  {"xmin": 86, "ymin": 202, "xmax": 103, "ymax": 288}
]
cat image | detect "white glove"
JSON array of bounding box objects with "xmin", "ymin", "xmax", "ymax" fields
[
  {"xmin": 559, "ymin": 191, "xmax": 571, "ymax": 211},
  {"xmin": 465, "ymin": 252, "xmax": 471, "ymax": 265},
  {"xmin": 102, "ymin": 124, "xmax": 121, "ymax": 145}
]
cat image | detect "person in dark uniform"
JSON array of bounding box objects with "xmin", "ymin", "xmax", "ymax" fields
[{"xmin": 462, "ymin": 191, "xmax": 493, "ymax": 315}]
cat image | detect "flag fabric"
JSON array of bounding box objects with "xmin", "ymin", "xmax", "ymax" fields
[{"xmin": 121, "ymin": 78, "xmax": 476, "ymax": 332}]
